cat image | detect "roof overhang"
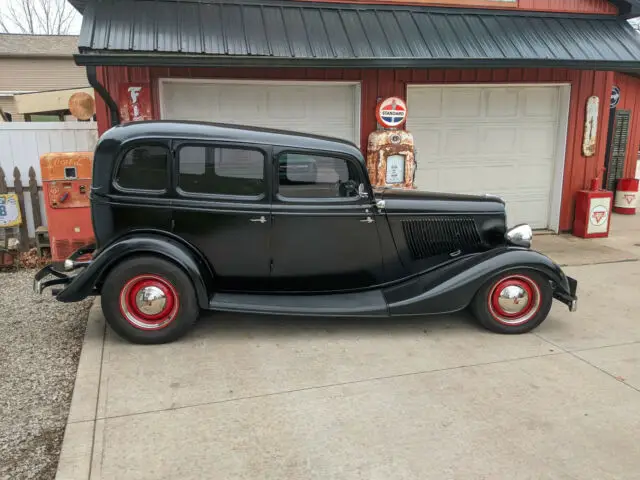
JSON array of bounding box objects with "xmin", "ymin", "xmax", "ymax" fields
[
  {"xmin": 75, "ymin": 0, "xmax": 640, "ymax": 72},
  {"xmin": 68, "ymin": 0, "xmax": 640, "ymax": 18}
]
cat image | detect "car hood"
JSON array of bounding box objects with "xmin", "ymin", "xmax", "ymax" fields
[{"xmin": 379, "ymin": 188, "xmax": 506, "ymax": 215}]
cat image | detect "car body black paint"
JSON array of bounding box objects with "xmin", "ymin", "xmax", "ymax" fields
[{"xmin": 37, "ymin": 120, "xmax": 577, "ymax": 318}]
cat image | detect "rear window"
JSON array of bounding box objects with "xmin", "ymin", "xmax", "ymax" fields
[
  {"xmin": 115, "ymin": 145, "xmax": 169, "ymax": 191},
  {"xmin": 178, "ymin": 145, "xmax": 265, "ymax": 197}
]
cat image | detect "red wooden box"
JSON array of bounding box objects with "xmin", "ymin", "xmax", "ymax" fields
[{"xmin": 573, "ymin": 190, "xmax": 613, "ymax": 238}]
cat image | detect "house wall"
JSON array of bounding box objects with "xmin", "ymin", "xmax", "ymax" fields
[
  {"xmin": 290, "ymin": 0, "xmax": 617, "ymax": 14},
  {"xmin": 613, "ymin": 73, "xmax": 640, "ymax": 178},
  {"xmin": 0, "ymin": 57, "xmax": 89, "ymax": 118},
  {"xmin": 95, "ymin": 66, "xmax": 613, "ymax": 232}
]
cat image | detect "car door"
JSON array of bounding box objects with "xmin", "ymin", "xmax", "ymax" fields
[
  {"xmin": 270, "ymin": 149, "xmax": 384, "ymax": 292},
  {"xmin": 171, "ymin": 142, "xmax": 271, "ymax": 292}
]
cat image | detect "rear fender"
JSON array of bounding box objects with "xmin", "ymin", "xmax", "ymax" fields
[
  {"xmin": 384, "ymin": 247, "xmax": 572, "ymax": 316},
  {"xmin": 56, "ymin": 233, "xmax": 214, "ymax": 308}
]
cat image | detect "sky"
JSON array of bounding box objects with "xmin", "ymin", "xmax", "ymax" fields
[{"xmin": 0, "ymin": 0, "xmax": 83, "ymax": 35}]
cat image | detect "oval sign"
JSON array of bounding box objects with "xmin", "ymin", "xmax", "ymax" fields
[
  {"xmin": 376, "ymin": 97, "xmax": 407, "ymax": 129},
  {"xmin": 611, "ymin": 86, "xmax": 620, "ymax": 109}
]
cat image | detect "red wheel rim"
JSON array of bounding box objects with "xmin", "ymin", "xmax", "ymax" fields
[
  {"xmin": 118, "ymin": 274, "xmax": 179, "ymax": 330},
  {"xmin": 487, "ymin": 274, "xmax": 541, "ymax": 326}
]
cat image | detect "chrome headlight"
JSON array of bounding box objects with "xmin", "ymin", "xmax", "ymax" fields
[{"xmin": 505, "ymin": 224, "xmax": 533, "ymax": 248}]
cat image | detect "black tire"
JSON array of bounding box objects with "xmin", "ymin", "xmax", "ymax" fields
[
  {"xmin": 100, "ymin": 255, "xmax": 199, "ymax": 344},
  {"xmin": 470, "ymin": 270, "xmax": 553, "ymax": 334}
]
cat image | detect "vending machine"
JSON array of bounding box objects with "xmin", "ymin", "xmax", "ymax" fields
[{"xmin": 40, "ymin": 152, "xmax": 95, "ymax": 261}]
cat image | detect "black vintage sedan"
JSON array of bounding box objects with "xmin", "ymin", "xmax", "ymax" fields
[{"xmin": 34, "ymin": 121, "xmax": 577, "ymax": 344}]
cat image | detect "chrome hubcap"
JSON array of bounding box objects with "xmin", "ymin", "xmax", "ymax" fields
[
  {"xmin": 497, "ymin": 285, "xmax": 530, "ymax": 315},
  {"xmin": 135, "ymin": 286, "xmax": 167, "ymax": 316},
  {"xmin": 488, "ymin": 275, "xmax": 541, "ymax": 326}
]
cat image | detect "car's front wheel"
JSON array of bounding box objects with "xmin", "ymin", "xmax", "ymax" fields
[
  {"xmin": 100, "ymin": 255, "xmax": 199, "ymax": 344},
  {"xmin": 471, "ymin": 270, "xmax": 553, "ymax": 334}
]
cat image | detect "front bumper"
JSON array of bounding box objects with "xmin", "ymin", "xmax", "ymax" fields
[
  {"xmin": 33, "ymin": 244, "xmax": 95, "ymax": 297},
  {"xmin": 553, "ymin": 275, "xmax": 578, "ymax": 312}
]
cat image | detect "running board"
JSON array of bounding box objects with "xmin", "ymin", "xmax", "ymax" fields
[{"xmin": 208, "ymin": 290, "xmax": 388, "ymax": 316}]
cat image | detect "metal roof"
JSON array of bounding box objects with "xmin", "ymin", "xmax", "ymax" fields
[{"xmin": 75, "ymin": 0, "xmax": 640, "ymax": 70}]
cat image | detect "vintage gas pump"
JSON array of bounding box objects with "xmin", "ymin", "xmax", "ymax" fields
[
  {"xmin": 366, "ymin": 97, "xmax": 417, "ymax": 189},
  {"xmin": 40, "ymin": 152, "xmax": 95, "ymax": 261}
]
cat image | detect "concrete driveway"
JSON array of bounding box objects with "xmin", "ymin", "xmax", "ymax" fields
[{"xmin": 57, "ymin": 216, "xmax": 640, "ymax": 480}]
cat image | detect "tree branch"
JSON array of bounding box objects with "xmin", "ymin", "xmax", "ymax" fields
[{"xmin": 0, "ymin": 0, "xmax": 79, "ymax": 35}]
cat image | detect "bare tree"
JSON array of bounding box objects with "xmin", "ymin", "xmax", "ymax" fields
[{"xmin": 0, "ymin": 0, "xmax": 78, "ymax": 35}]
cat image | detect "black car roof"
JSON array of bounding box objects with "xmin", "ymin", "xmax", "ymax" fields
[{"xmin": 99, "ymin": 120, "xmax": 364, "ymax": 161}]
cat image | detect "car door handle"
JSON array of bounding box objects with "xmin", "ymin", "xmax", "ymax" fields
[
  {"xmin": 250, "ymin": 216, "xmax": 267, "ymax": 224},
  {"xmin": 360, "ymin": 216, "xmax": 375, "ymax": 224}
]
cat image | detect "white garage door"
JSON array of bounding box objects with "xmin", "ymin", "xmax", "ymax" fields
[
  {"xmin": 160, "ymin": 80, "xmax": 359, "ymax": 144},
  {"xmin": 407, "ymin": 85, "xmax": 568, "ymax": 230}
]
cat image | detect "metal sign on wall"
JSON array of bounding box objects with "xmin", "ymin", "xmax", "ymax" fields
[
  {"xmin": 0, "ymin": 194, "xmax": 22, "ymax": 228},
  {"xmin": 119, "ymin": 83, "xmax": 153, "ymax": 122},
  {"xmin": 376, "ymin": 97, "xmax": 407, "ymax": 129},
  {"xmin": 582, "ymin": 96, "xmax": 599, "ymax": 157},
  {"xmin": 611, "ymin": 86, "xmax": 621, "ymax": 109}
]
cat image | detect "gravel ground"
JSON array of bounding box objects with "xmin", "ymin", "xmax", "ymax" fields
[{"xmin": 0, "ymin": 269, "xmax": 92, "ymax": 480}]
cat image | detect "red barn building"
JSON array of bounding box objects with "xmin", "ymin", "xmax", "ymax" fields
[{"xmin": 71, "ymin": 0, "xmax": 640, "ymax": 232}]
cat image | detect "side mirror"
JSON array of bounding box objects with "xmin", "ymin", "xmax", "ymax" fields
[{"xmin": 358, "ymin": 183, "xmax": 369, "ymax": 199}]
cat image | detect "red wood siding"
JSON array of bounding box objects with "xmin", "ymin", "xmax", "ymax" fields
[
  {"xmin": 97, "ymin": 66, "xmax": 613, "ymax": 231},
  {"xmin": 519, "ymin": 0, "xmax": 616, "ymax": 13},
  {"xmin": 613, "ymin": 73, "xmax": 640, "ymax": 178},
  {"xmin": 288, "ymin": 0, "xmax": 618, "ymax": 14}
]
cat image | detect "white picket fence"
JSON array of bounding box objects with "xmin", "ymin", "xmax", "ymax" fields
[{"xmin": 0, "ymin": 122, "xmax": 98, "ymax": 238}]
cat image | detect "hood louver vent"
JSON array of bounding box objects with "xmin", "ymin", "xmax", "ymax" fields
[{"xmin": 402, "ymin": 217, "xmax": 482, "ymax": 259}]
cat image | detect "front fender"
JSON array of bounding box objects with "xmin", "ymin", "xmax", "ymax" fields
[
  {"xmin": 56, "ymin": 234, "xmax": 214, "ymax": 308},
  {"xmin": 384, "ymin": 247, "xmax": 572, "ymax": 315}
]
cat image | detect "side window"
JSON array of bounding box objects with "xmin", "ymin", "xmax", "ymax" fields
[
  {"xmin": 178, "ymin": 145, "xmax": 264, "ymax": 196},
  {"xmin": 116, "ymin": 145, "xmax": 169, "ymax": 191},
  {"xmin": 278, "ymin": 152, "xmax": 362, "ymax": 199}
]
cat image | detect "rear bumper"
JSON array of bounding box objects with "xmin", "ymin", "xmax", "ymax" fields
[
  {"xmin": 33, "ymin": 244, "xmax": 95, "ymax": 298},
  {"xmin": 553, "ymin": 275, "xmax": 578, "ymax": 312}
]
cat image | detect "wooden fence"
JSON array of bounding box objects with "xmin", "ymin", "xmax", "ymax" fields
[
  {"xmin": 0, "ymin": 166, "xmax": 42, "ymax": 251},
  {"xmin": 0, "ymin": 121, "xmax": 98, "ymax": 250}
]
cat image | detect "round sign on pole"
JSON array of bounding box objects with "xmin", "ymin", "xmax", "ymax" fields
[
  {"xmin": 376, "ymin": 97, "xmax": 407, "ymax": 129},
  {"xmin": 611, "ymin": 86, "xmax": 620, "ymax": 109}
]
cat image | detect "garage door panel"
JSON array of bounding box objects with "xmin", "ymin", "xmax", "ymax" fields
[
  {"xmin": 479, "ymin": 127, "xmax": 518, "ymax": 154},
  {"xmin": 408, "ymin": 89, "xmax": 443, "ymax": 119},
  {"xmin": 162, "ymin": 81, "xmax": 358, "ymax": 144},
  {"xmin": 486, "ymin": 88, "xmax": 519, "ymax": 117},
  {"xmin": 518, "ymin": 126, "xmax": 557, "ymax": 155},
  {"xmin": 408, "ymin": 85, "xmax": 564, "ymax": 229},
  {"xmin": 443, "ymin": 127, "xmax": 479, "ymax": 155},
  {"xmin": 443, "ymin": 88, "xmax": 483, "ymax": 117},
  {"xmin": 523, "ymin": 88, "xmax": 559, "ymax": 118}
]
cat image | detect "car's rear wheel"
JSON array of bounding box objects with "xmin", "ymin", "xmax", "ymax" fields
[
  {"xmin": 471, "ymin": 270, "xmax": 552, "ymax": 334},
  {"xmin": 100, "ymin": 256, "xmax": 199, "ymax": 344}
]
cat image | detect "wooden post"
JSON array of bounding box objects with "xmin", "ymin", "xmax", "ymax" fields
[
  {"xmin": 0, "ymin": 168, "xmax": 5, "ymax": 250},
  {"xmin": 13, "ymin": 167, "xmax": 29, "ymax": 251},
  {"xmin": 28, "ymin": 167, "xmax": 42, "ymax": 229},
  {"xmin": 0, "ymin": 167, "xmax": 7, "ymax": 194}
]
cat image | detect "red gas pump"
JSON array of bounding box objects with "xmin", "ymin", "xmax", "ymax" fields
[{"xmin": 573, "ymin": 169, "xmax": 613, "ymax": 239}]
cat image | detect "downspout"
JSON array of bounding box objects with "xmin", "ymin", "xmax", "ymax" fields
[{"xmin": 86, "ymin": 65, "xmax": 120, "ymax": 127}]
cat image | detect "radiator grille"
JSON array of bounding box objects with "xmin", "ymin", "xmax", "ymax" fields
[{"xmin": 402, "ymin": 217, "xmax": 482, "ymax": 259}]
